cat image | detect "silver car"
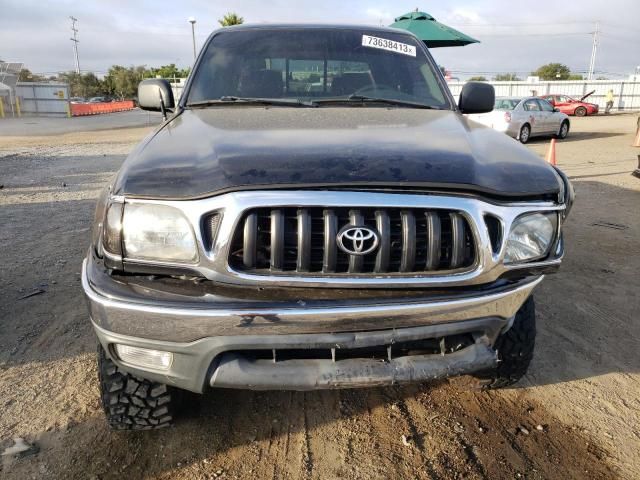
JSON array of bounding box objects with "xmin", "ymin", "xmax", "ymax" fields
[{"xmin": 467, "ymin": 96, "xmax": 570, "ymax": 144}]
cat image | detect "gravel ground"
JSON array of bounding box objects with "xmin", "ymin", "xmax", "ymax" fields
[{"xmin": 0, "ymin": 113, "xmax": 638, "ymax": 479}]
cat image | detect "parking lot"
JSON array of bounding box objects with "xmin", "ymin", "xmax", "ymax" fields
[{"xmin": 0, "ymin": 113, "xmax": 638, "ymax": 479}]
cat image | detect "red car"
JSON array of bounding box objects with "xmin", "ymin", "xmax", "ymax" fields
[{"xmin": 540, "ymin": 91, "xmax": 599, "ymax": 116}]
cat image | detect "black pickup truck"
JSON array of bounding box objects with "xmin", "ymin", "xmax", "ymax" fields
[{"xmin": 83, "ymin": 24, "xmax": 573, "ymax": 430}]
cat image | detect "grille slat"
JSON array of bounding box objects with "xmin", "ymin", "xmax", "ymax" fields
[
  {"xmin": 297, "ymin": 209, "xmax": 311, "ymax": 272},
  {"xmin": 374, "ymin": 210, "xmax": 390, "ymax": 273},
  {"xmin": 322, "ymin": 209, "xmax": 338, "ymax": 273},
  {"xmin": 425, "ymin": 211, "xmax": 441, "ymax": 271},
  {"xmin": 348, "ymin": 210, "xmax": 364, "ymax": 274},
  {"xmin": 449, "ymin": 212, "xmax": 465, "ymax": 269},
  {"xmin": 242, "ymin": 213, "xmax": 258, "ymax": 268},
  {"xmin": 229, "ymin": 206, "xmax": 475, "ymax": 276},
  {"xmin": 400, "ymin": 210, "xmax": 416, "ymax": 272},
  {"xmin": 270, "ymin": 209, "xmax": 284, "ymax": 270}
]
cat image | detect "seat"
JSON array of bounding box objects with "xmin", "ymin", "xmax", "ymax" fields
[
  {"xmin": 239, "ymin": 69, "xmax": 283, "ymax": 97},
  {"xmin": 330, "ymin": 72, "xmax": 373, "ymax": 96}
]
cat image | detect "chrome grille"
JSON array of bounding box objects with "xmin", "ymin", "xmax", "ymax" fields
[{"xmin": 228, "ymin": 207, "xmax": 476, "ymax": 275}]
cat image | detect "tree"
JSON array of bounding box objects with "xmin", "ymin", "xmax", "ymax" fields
[
  {"xmin": 531, "ymin": 63, "xmax": 571, "ymax": 80},
  {"xmin": 494, "ymin": 73, "xmax": 521, "ymax": 81},
  {"xmin": 18, "ymin": 68, "xmax": 46, "ymax": 82},
  {"xmin": 218, "ymin": 12, "xmax": 244, "ymax": 27},
  {"xmin": 469, "ymin": 76, "xmax": 487, "ymax": 81},
  {"xmin": 103, "ymin": 65, "xmax": 143, "ymax": 99},
  {"xmin": 58, "ymin": 71, "xmax": 104, "ymax": 98}
]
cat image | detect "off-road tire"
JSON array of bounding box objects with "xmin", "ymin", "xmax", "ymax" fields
[
  {"xmin": 97, "ymin": 344, "xmax": 176, "ymax": 430},
  {"xmin": 476, "ymin": 296, "xmax": 536, "ymax": 389},
  {"xmin": 518, "ymin": 124, "xmax": 531, "ymax": 144},
  {"xmin": 574, "ymin": 106, "xmax": 587, "ymax": 117}
]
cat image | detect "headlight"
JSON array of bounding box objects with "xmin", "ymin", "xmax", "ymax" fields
[
  {"xmin": 121, "ymin": 203, "xmax": 198, "ymax": 263},
  {"xmin": 504, "ymin": 212, "xmax": 557, "ymax": 264}
]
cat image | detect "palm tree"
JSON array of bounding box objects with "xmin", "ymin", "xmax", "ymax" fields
[{"xmin": 218, "ymin": 12, "xmax": 244, "ymax": 27}]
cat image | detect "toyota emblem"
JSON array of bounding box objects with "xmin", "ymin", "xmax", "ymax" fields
[{"xmin": 337, "ymin": 225, "xmax": 380, "ymax": 256}]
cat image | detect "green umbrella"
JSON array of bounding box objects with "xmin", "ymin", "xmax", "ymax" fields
[{"xmin": 389, "ymin": 11, "xmax": 479, "ymax": 48}]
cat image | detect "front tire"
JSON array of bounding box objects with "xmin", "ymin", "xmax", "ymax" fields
[
  {"xmin": 98, "ymin": 344, "xmax": 177, "ymax": 430},
  {"xmin": 556, "ymin": 120, "xmax": 570, "ymax": 139},
  {"xmin": 574, "ymin": 106, "xmax": 587, "ymax": 117},
  {"xmin": 518, "ymin": 124, "xmax": 531, "ymax": 144},
  {"xmin": 475, "ymin": 296, "xmax": 536, "ymax": 389}
]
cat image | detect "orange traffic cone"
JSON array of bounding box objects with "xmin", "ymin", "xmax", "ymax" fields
[
  {"xmin": 545, "ymin": 138, "xmax": 557, "ymax": 166},
  {"xmin": 633, "ymin": 126, "xmax": 640, "ymax": 147}
]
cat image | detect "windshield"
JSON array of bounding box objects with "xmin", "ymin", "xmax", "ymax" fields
[
  {"xmin": 494, "ymin": 98, "xmax": 521, "ymax": 110},
  {"xmin": 186, "ymin": 28, "xmax": 451, "ymax": 109}
]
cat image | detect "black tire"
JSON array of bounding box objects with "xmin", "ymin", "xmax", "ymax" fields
[
  {"xmin": 518, "ymin": 124, "xmax": 531, "ymax": 144},
  {"xmin": 97, "ymin": 344, "xmax": 177, "ymax": 430},
  {"xmin": 556, "ymin": 120, "xmax": 570, "ymax": 139},
  {"xmin": 476, "ymin": 296, "xmax": 536, "ymax": 389},
  {"xmin": 574, "ymin": 106, "xmax": 587, "ymax": 117}
]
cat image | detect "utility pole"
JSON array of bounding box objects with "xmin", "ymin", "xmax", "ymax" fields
[
  {"xmin": 70, "ymin": 16, "xmax": 80, "ymax": 74},
  {"xmin": 587, "ymin": 22, "xmax": 599, "ymax": 80}
]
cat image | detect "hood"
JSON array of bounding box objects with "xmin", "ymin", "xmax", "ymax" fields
[
  {"xmin": 114, "ymin": 107, "xmax": 561, "ymax": 200},
  {"xmin": 580, "ymin": 90, "xmax": 596, "ymax": 102}
]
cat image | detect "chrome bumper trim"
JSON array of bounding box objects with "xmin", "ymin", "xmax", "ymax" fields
[{"xmin": 83, "ymin": 259, "xmax": 543, "ymax": 342}]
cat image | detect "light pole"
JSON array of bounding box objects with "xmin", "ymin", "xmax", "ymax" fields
[{"xmin": 188, "ymin": 17, "xmax": 197, "ymax": 61}]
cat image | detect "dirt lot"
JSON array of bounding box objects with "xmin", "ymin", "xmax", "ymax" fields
[{"xmin": 1, "ymin": 113, "xmax": 639, "ymax": 479}]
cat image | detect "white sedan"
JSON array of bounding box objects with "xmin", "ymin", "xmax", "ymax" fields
[{"xmin": 467, "ymin": 96, "xmax": 570, "ymax": 144}]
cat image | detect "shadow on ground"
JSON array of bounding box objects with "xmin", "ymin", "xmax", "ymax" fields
[
  {"xmin": 1, "ymin": 382, "xmax": 617, "ymax": 480},
  {"xmin": 525, "ymin": 131, "xmax": 626, "ymax": 144}
]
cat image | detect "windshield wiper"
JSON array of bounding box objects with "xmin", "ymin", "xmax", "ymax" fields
[
  {"xmin": 315, "ymin": 94, "xmax": 441, "ymax": 109},
  {"xmin": 187, "ymin": 96, "xmax": 317, "ymax": 108}
]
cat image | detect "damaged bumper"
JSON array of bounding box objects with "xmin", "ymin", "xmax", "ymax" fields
[{"xmin": 83, "ymin": 257, "xmax": 542, "ymax": 393}]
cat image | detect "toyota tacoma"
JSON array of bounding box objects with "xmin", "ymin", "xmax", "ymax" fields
[{"xmin": 83, "ymin": 24, "xmax": 574, "ymax": 430}]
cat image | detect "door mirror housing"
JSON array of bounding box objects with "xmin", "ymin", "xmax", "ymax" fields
[
  {"xmin": 553, "ymin": 107, "xmax": 560, "ymax": 113},
  {"xmin": 138, "ymin": 79, "xmax": 175, "ymax": 112},
  {"xmin": 458, "ymin": 82, "xmax": 495, "ymax": 114}
]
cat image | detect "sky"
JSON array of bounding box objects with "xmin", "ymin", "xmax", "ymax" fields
[{"xmin": 1, "ymin": 0, "xmax": 639, "ymax": 79}]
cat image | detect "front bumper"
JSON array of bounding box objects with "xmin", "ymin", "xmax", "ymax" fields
[{"xmin": 83, "ymin": 258, "xmax": 542, "ymax": 392}]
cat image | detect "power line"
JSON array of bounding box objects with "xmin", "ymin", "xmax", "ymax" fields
[
  {"xmin": 472, "ymin": 32, "xmax": 591, "ymax": 37},
  {"xmin": 69, "ymin": 16, "xmax": 80, "ymax": 74},
  {"xmin": 449, "ymin": 21, "xmax": 594, "ymax": 27}
]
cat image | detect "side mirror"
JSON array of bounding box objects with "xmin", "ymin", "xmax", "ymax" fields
[
  {"xmin": 553, "ymin": 107, "xmax": 560, "ymax": 113},
  {"xmin": 458, "ymin": 82, "xmax": 495, "ymax": 114},
  {"xmin": 138, "ymin": 79, "xmax": 175, "ymax": 115}
]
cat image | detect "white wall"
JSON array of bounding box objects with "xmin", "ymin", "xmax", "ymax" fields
[{"xmin": 447, "ymin": 80, "xmax": 640, "ymax": 110}]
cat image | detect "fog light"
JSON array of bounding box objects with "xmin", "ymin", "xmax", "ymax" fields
[{"xmin": 114, "ymin": 345, "xmax": 173, "ymax": 370}]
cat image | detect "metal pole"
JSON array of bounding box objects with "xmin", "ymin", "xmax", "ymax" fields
[
  {"xmin": 70, "ymin": 16, "xmax": 80, "ymax": 74},
  {"xmin": 587, "ymin": 22, "xmax": 599, "ymax": 80},
  {"xmin": 189, "ymin": 18, "xmax": 197, "ymax": 61}
]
